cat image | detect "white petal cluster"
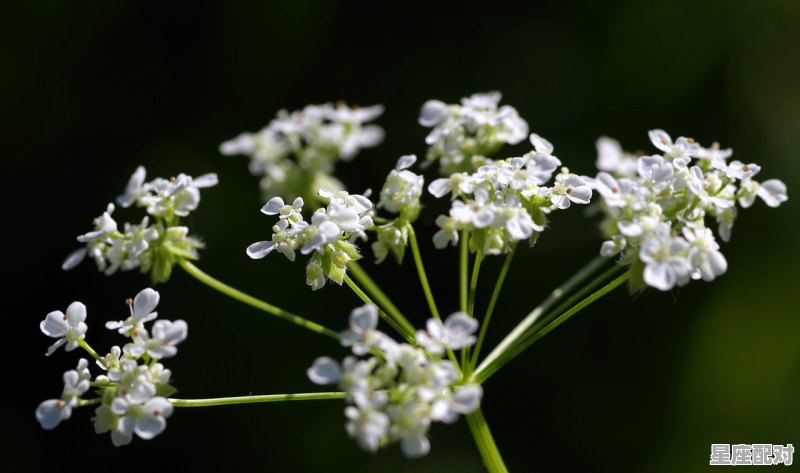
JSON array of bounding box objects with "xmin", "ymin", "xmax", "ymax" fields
[
  {"xmin": 220, "ymin": 102, "xmax": 384, "ymax": 202},
  {"xmin": 590, "ymin": 130, "xmax": 788, "ymax": 291},
  {"xmin": 247, "ymin": 190, "xmax": 374, "ymax": 290},
  {"xmin": 308, "ymin": 304, "xmax": 483, "ymax": 458},
  {"xmin": 378, "ymin": 155, "xmax": 424, "ymax": 217},
  {"xmin": 429, "ymin": 133, "xmax": 592, "ymax": 255},
  {"xmin": 372, "ymin": 155, "xmax": 425, "ymax": 264},
  {"xmin": 416, "ymin": 312, "xmax": 478, "ymax": 355},
  {"xmin": 36, "ymin": 359, "xmax": 91, "ymax": 430},
  {"xmin": 36, "ymin": 288, "xmax": 185, "ymax": 446},
  {"xmin": 419, "ymin": 91, "xmax": 529, "ymax": 175},
  {"xmin": 63, "ymin": 166, "xmax": 213, "ymax": 283}
]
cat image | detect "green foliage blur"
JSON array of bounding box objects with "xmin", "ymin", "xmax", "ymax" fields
[{"xmin": 5, "ymin": 0, "xmax": 798, "ymax": 471}]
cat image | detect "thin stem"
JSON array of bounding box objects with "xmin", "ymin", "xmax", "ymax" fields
[
  {"xmin": 78, "ymin": 339, "xmax": 103, "ymax": 364},
  {"xmin": 504, "ymin": 272, "xmax": 630, "ymax": 366},
  {"xmin": 344, "ymin": 275, "xmax": 416, "ymax": 344},
  {"xmin": 462, "ymin": 250, "xmax": 483, "ymax": 375},
  {"xmin": 468, "ymin": 251, "xmax": 483, "ymax": 317},
  {"xmin": 472, "ymin": 256, "xmax": 610, "ymax": 382},
  {"xmin": 347, "ymin": 261, "xmax": 416, "ymax": 336},
  {"xmin": 77, "ymin": 398, "xmax": 102, "ymax": 408},
  {"xmin": 466, "ymin": 408, "xmax": 509, "ymax": 473},
  {"xmin": 460, "ymin": 230, "xmax": 469, "ymax": 312},
  {"xmin": 513, "ymin": 263, "xmax": 624, "ymax": 352},
  {"xmin": 407, "ymin": 224, "xmax": 441, "ymax": 321},
  {"xmin": 178, "ymin": 259, "xmax": 339, "ymax": 341},
  {"xmin": 169, "ymin": 392, "xmax": 346, "ymax": 407},
  {"xmin": 474, "ymin": 272, "xmax": 629, "ymax": 384},
  {"xmin": 469, "ymin": 244, "xmax": 516, "ymax": 372}
]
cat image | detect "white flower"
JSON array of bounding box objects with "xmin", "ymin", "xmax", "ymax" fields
[
  {"xmin": 379, "ymin": 155, "xmax": 424, "ymax": 215},
  {"xmin": 639, "ymin": 227, "xmax": 691, "ymax": 291},
  {"xmin": 345, "ymin": 405, "xmax": 389, "ymax": 452},
  {"xmin": 386, "ymin": 402, "xmax": 432, "ymax": 458},
  {"xmin": 307, "ymin": 357, "xmax": 342, "ymax": 385},
  {"xmin": 547, "ymin": 172, "xmax": 592, "ymax": 209},
  {"xmin": 596, "ymin": 136, "xmax": 638, "ymax": 177},
  {"xmin": 261, "ymin": 196, "xmax": 304, "ymax": 222},
  {"xmin": 77, "ymin": 203, "xmax": 117, "ymax": 243},
  {"xmin": 117, "ymin": 166, "xmax": 147, "ymax": 208},
  {"xmin": 756, "ymin": 179, "xmax": 788, "ymax": 208},
  {"xmin": 686, "ymin": 166, "xmax": 735, "ymax": 210},
  {"xmin": 416, "ymin": 312, "xmax": 478, "ymax": 355},
  {"xmin": 222, "ymin": 102, "xmax": 383, "ymax": 199},
  {"xmin": 637, "ymin": 155, "xmax": 674, "ymax": 191},
  {"xmin": 429, "ymin": 384, "xmax": 483, "ymax": 424},
  {"xmin": 108, "ymin": 359, "xmax": 157, "ymax": 403},
  {"xmin": 139, "ymin": 172, "xmax": 218, "ymax": 218},
  {"xmin": 247, "ymin": 219, "xmax": 303, "ymax": 262},
  {"xmin": 341, "ymin": 305, "xmax": 384, "ymax": 355},
  {"xmin": 526, "ymin": 150, "xmax": 562, "ymax": 185},
  {"xmin": 420, "ymin": 92, "xmax": 528, "ymax": 174},
  {"xmin": 648, "ymin": 129, "xmax": 700, "ymax": 161},
  {"xmin": 418, "ymin": 100, "xmax": 449, "ymax": 127},
  {"xmin": 40, "ymin": 301, "xmax": 88, "ymax": 355},
  {"xmin": 432, "ymin": 215, "xmax": 460, "ymax": 249},
  {"xmin": 36, "ymin": 359, "xmax": 91, "ymax": 430},
  {"xmin": 105, "ymin": 288, "xmax": 159, "ymax": 337},
  {"xmin": 103, "ymin": 396, "xmax": 174, "ymax": 446},
  {"xmin": 682, "ymin": 227, "xmax": 727, "ymax": 281},
  {"xmin": 128, "ymin": 319, "xmax": 188, "ymax": 360},
  {"xmin": 600, "ymin": 235, "xmax": 627, "ymax": 257}
]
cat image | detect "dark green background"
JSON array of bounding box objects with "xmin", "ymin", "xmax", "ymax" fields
[{"xmin": 6, "ymin": 1, "xmax": 799, "ymax": 471}]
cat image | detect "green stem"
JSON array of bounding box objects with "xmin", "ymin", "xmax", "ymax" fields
[
  {"xmin": 462, "ymin": 250, "xmax": 483, "ymax": 375},
  {"xmin": 77, "ymin": 398, "xmax": 102, "ymax": 407},
  {"xmin": 169, "ymin": 392, "xmax": 346, "ymax": 407},
  {"xmin": 468, "ymin": 251, "xmax": 483, "ymax": 317},
  {"xmin": 504, "ymin": 272, "xmax": 630, "ymax": 366},
  {"xmin": 472, "ymin": 256, "xmax": 610, "ymax": 382},
  {"xmin": 178, "ymin": 259, "xmax": 339, "ymax": 341},
  {"xmin": 407, "ymin": 224, "xmax": 441, "ymax": 321},
  {"xmin": 460, "ymin": 230, "xmax": 469, "ymax": 312},
  {"xmin": 511, "ymin": 263, "xmax": 624, "ymax": 355},
  {"xmin": 466, "ymin": 408, "xmax": 509, "ymax": 473},
  {"xmin": 347, "ymin": 261, "xmax": 416, "ymax": 336},
  {"xmin": 344, "ymin": 275, "xmax": 416, "ymax": 344},
  {"xmin": 78, "ymin": 339, "xmax": 103, "ymax": 364},
  {"xmin": 469, "ymin": 245, "xmax": 516, "ymax": 372},
  {"xmin": 404, "ymin": 225, "xmax": 461, "ymax": 370},
  {"xmin": 474, "ymin": 272, "xmax": 629, "ymax": 384}
]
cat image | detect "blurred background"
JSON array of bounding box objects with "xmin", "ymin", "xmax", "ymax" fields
[{"xmin": 4, "ymin": 0, "xmax": 799, "ymax": 471}]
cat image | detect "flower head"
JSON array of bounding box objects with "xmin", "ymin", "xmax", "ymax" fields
[{"xmin": 590, "ymin": 129, "xmax": 787, "ymax": 291}]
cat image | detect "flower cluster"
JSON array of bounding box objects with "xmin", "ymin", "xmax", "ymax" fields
[
  {"xmin": 419, "ymin": 91, "xmax": 529, "ymax": 175},
  {"xmin": 220, "ymin": 102, "xmax": 384, "ymax": 204},
  {"xmin": 63, "ymin": 166, "xmax": 217, "ymax": 283},
  {"xmin": 308, "ymin": 305, "xmax": 482, "ymax": 457},
  {"xmin": 429, "ymin": 133, "xmax": 593, "ymax": 255},
  {"xmin": 589, "ymin": 130, "xmax": 788, "ymax": 291},
  {"xmin": 247, "ymin": 189, "xmax": 374, "ymax": 290},
  {"xmin": 372, "ymin": 155, "xmax": 425, "ymax": 264},
  {"xmin": 37, "ymin": 288, "xmax": 187, "ymax": 446}
]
